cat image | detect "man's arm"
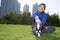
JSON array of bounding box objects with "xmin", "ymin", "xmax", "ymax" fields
[
  {"xmin": 32, "ymin": 12, "xmax": 41, "ymax": 24},
  {"xmin": 32, "ymin": 12, "xmax": 41, "ymax": 30},
  {"xmin": 35, "ymin": 16, "xmax": 41, "ymax": 24}
]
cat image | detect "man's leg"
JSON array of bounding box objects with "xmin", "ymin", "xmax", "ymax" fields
[
  {"xmin": 32, "ymin": 24, "xmax": 43, "ymax": 37},
  {"xmin": 36, "ymin": 24, "xmax": 42, "ymax": 37},
  {"xmin": 32, "ymin": 24, "xmax": 36, "ymax": 35},
  {"xmin": 42, "ymin": 26, "xmax": 55, "ymax": 33}
]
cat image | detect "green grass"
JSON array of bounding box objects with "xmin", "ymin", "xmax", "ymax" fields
[{"xmin": 0, "ymin": 24, "xmax": 60, "ymax": 40}]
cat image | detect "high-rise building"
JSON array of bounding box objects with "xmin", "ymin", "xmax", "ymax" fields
[
  {"xmin": 32, "ymin": 3, "xmax": 38, "ymax": 13},
  {"xmin": 0, "ymin": 0, "xmax": 1, "ymax": 7},
  {"xmin": 23, "ymin": 4, "xmax": 29, "ymax": 13},
  {"xmin": 0, "ymin": 0, "xmax": 21, "ymax": 16}
]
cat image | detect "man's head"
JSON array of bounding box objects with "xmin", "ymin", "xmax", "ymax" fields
[{"xmin": 38, "ymin": 3, "xmax": 46, "ymax": 13}]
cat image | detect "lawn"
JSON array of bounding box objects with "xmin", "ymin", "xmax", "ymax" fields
[{"xmin": 0, "ymin": 24, "xmax": 60, "ymax": 40}]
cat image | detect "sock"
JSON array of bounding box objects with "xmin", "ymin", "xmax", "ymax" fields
[{"xmin": 37, "ymin": 24, "xmax": 40, "ymax": 30}]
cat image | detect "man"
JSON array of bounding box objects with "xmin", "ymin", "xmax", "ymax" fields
[{"xmin": 32, "ymin": 3, "xmax": 48, "ymax": 37}]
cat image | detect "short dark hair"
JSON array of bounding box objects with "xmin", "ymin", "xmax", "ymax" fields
[{"xmin": 39, "ymin": 3, "xmax": 46, "ymax": 9}]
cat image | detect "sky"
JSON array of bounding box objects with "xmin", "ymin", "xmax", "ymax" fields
[
  {"xmin": 18, "ymin": 0, "xmax": 60, "ymax": 18},
  {"xmin": 0, "ymin": 0, "xmax": 60, "ymax": 18}
]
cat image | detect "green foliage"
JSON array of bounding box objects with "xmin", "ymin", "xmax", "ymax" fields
[
  {"xmin": 0, "ymin": 12, "xmax": 32, "ymax": 25},
  {"xmin": 45, "ymin": 13, "xmax": 60, "ymax": 27},
  {"xmin": 0, "ymin": 12, "xmax": 60, "ymax": 26}
]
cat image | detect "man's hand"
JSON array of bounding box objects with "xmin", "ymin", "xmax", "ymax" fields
[
  {"xmin": 35, "ymin": 19, "xmax": 41, "ymax": 24},
  {"xmin": 35, "ymin": 16, "xmax": 41, "ymax": 24}
]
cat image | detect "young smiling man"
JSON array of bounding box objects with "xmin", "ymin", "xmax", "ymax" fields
[{"xmin": 32, "ymin": 3, "xmax": 48, "ymax": 37}]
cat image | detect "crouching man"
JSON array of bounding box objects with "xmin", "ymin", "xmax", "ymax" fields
[{"xmin": 32, "ymin": 3, "xmax": 48, "ymax": 37}]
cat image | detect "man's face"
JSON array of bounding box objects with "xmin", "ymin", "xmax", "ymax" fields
[{"xmin": 38, "ymin": 5, "xmax": 45, "ymax": 13}]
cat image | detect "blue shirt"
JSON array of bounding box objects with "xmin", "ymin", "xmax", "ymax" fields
[{"xmin": 32, "ymin": 11, "xmax": 48, "ymax": 26}]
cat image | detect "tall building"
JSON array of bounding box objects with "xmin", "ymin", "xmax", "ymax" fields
[
  {"xmin": 0, "ymin": 0, "xmax": 1, "ymax": 7},
  {"xmin": 0, "ymin": 0, "xmax": 21, "ymax": 16},
  {"xmin": 32, "ymin": 3, "xmax": 38, "ymax": 13},
  {"xmin": 23, "ymin": 4, "xmax": 29, "ymax": 13}
]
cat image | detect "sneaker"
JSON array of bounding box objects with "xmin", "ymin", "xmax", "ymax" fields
[
  {"xmin": 37, "ymin": 32, "xmax": 41, "ymax": 37},
  {"xmin": 35, "ymin": 30, "xmax": 38, "ymax": 33},
  {"xmin": 39, "ymin": 30, "xmax": 41, "ymax": 33}
]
